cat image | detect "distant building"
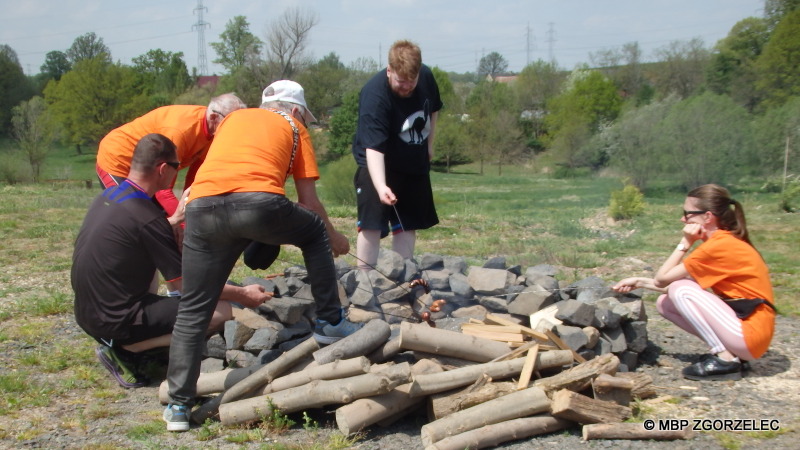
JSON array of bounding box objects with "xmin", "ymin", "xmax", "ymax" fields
[{"xmin": 196, "ymin": 75, "xmax": 220, "ymax": 91}]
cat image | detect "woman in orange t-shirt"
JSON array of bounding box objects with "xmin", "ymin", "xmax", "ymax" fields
[{"xmin": 613, "ymin": 184, "xmax": 775, "ymax": 381}]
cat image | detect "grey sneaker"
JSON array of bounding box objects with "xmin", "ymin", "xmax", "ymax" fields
[
  {"xmin": 163, "ymin": 403, "xmax": 191, "ymax": 432},
  {"xmin": 313, "ymin": 317, "xmax": 364, "ymax": 345}
]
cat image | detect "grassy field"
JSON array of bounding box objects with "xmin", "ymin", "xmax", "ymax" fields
[{"xmin": 0, "ymin": 145, "xmax": 798, "ymax": 444}]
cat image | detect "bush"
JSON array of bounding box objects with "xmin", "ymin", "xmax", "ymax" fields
[
  {"xmin": 319, "ymin": 156, "xmax": 357, "ymax": 206},
  {"xmin": 0, "ymin": 150, "xmax": 31, "ymax": 184},
  {"xmin": 609, "ymin": 184, "xmax": 646, "ymax": 220},
  {"xmin": 780, "ymin": 175, "xmax": 800, "ymax": 213}
]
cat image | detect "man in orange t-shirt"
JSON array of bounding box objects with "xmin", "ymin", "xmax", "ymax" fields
[
  {"xmin": 95, "ymin": 93, "xmax": 246, "ymax": 231},
  {"xmin": 163, "ymin": 81, "xmax": 362, "ymax": 432}
]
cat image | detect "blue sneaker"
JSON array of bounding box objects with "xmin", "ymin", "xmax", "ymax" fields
[
  {"xmin": 163, "ymin": 403, "xmax": 191, "ymax": 432},
  {"xmin": 313, "ymin": 317, "xmax": 364, "ymax": 345}
]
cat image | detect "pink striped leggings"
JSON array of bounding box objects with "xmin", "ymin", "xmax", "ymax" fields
[{"xmin": 657, "ymin": 279, "xmax": 754, "ymax": 360}]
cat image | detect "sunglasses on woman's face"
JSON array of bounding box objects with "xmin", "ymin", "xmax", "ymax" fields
[{"xmin": 683, "ymin": 210, "xmax": 707, "ymax": 220}]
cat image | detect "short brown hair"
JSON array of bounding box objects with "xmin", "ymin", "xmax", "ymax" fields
[
  {"xmin": 131, "ymin": 133, "xmax": 177, "ymax": 172},
  {"xmin": 388, "ymin": 40, "xmax": 422, "ymax": 79}
]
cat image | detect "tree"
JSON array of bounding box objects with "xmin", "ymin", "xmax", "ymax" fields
[
  {"xmin": 66, "ymin": 32, "xmax": 111, "ymax": 64},
  {"xmin": 765, "ymin": 0, "xmax": 800, "ymax": 30},
  {"xmin": 652, "ymin": 38, "xmax": 711, "ymax": 98},
  {"xmin": 295, "ymin": 52, "xmax": 349, "ymax": 122},
  {"xmin": 752, "ymin": 96, "xmax": 800, "ymax": 176},
  {"xmin": 465, "ymin": 80, "xmax": 518, "ymax": 174},
  {"xmin": 11, "ymin": 96, "xmax": 55, "ymax": 182},
  {"xmin": 132, "ymin": 49, "xmax": 192, "ymax": 107},
  {"xmin": 265, "ymin": 7, "xmax": 319, "ymax": 79},
  {"xmin": 44, "ymin": 57, "xmax": 149, "ymax": 154},
  {"xmin": 706, "ymin": 17, "xmax": 769, "ymax": 111},
  {"xmin": 590, "ymin": 42, "xmax": 646, "ymax": 101},
  {"xmin": 755, "ymin": 9, "xmax": 800, "ymax": 108},
  {"xmin": 40, "ymin": 51, "xmax": 71, "ymax": 82},
  {"xmin": 515, "ymin": 60, "xmax": 564, "ymax": 149},
  {"xmin": 432, "ymin": 112, "xmax": 469, "ymax": 172},
  {"xmin": 660, "ymin": 92, "xmax": 753, "ymax": 188},
  {"xmin": 477, "ymin": 52, "xmax": 509, "ymax": 79},
  {"xmin": 210, "ymin": 16, "xmax": 262, "ymax": 73},
  {"xmin": 327, "ymin": 90, "xmax": 359, "ymax": 159},
  {"xmin": 0, "ymin": 45, "xmax": 34, "ymax": 136},
  {"xmin": 431, "ymin": 67, "xmax": 460, "ymax": 112}
]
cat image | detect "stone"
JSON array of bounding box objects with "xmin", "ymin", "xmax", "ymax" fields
[
  {"xmin": 368, "ymin": 269, "xmax": 397, "ymax": 291},
  {"xmin": 600, "ymin": 326, "xmax": 628, "ymax": 353},
  {"xmin": 526, "ymin": 274, "xmax": 559, "ymax": 292},
  {"xmin": 244, "ymin": 327, "xmax": 280, "ymax": 351},
  {"xmin": 333, "ymin": 258, "xmax": 351, "ymax": 278},
  {"xmin": 242, "ymin": 276, "xmax": 277, "ymax": 295},
  {"xmin": 507, "ymin": 265, "xmax": 522, "ymax": 277},
  {"xmin": 339, "ymin": 269, "xmax": 358, "ymax": 296},
  {"xmin": 448, "ymin": 272, "xmax": 474, "ymax": 298},
  {"xmin": 482, "ymin": 256, "xmax": 507, "ymax": 269},
  {"xmin": 555, "ymin": 299, "xmax": 597, "ymax": 327},
  {"xmin": 349, "ymin": 282, "xmax": 377, "ymax": 308},
  {"xmin": 258, "ymin": 349, "xmax": 283, "ymax": 365},
  {"xmin": 377, "ymin": 249, "xmax": 405, "ymax": 280},
  {"xmin": 582, "ymin": 326, "xmax": 600, "ymax": 349},
  {"xmin": 258, "ymin": 297, "xmax": 315, "ymax": 325},
  {"xmin": 402, "ymin": 259, "xmax": 420, "ymax": 283},
  {"xmin": 595, "ymin": 336, "xmax": 612, "ymax": 355},
  {"xmin": 425, "ymin": 270, "xmax": 451, "ymax": 291},
  {"xmin": 272, "ymin": 276, "xmax": 290, "ymax": 297},
  {"xmin": 617, "ymin": 298, "xmax": 647, "ymax": 321},
  {"xmin": 226, "ymin": 349, "xmax": 258, "ymax": 368},
  {"xmin": 555, "ymin": 324, "xmax": 589, "ymax": 351},
  {"xmin": 443, "ymin": 255, "xmax": 467, "ymax": 274},
  {"xmin": 618, "ymin": 350, "xmax": 639, "ymax": 370},
  {"xmin": 593, "ymin": 307, "xmax": 622, "ymax": 329},
  {"xmin": 285, "ymin": 276, "xmax": 305, "ymax": 295},
  {"xmin": 478, "ymin": 295, "xmax": 509, "ymax": 313},
  {"xmin": 200, "ymin": 357, "xmax": 225, "ymax": 373},
  {"xmin": 224, "ymin": 320, "xmax": 255, "ymax": 350},
  {"xmin": 376, "ymin": 285, "xmax": 410, "ymax": 304},
  {"xmin": 380, "ymin": 302, "xmax": 416, "ymax": 324},
  {"xmin": 284, "ymin": 265, "xmax": 309, "ymax": 282},
  {"xmin": 507, "ymin": 287, "xmax": 556, "ymax": 316},
  {"xmin": 276, "ymin": 322, "xmax": 312, "ymax": 343},
  {"xmin": 450, "ymin": 304, "xmax": 488, "ymax": 320},
  {"xmin": 525, "ymin": 264, "xmax": 559, "ymax": 278},
  {"xmin": 231, "ymin": 306, "xmax": 278, "ymax": 330},
  {"xmin": 622, "ymin": 321, "xmax": 649, "ymax": 353},
  {"xmin": 467, "ymin": 267, "xmax": 512, "ymax": 296},
  {"xmin": 204, "ymin": 334, "xmax": 226, "ymax": 359},
  {"xmin": 418, "ymin": 253, "xmax": 444, "ymax": 271}
]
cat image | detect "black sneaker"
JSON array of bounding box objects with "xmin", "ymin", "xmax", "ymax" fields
[
  {"xmin": 682, "ymin": 355, "xmax": 742, "ymax": 381},
  {"xmin": 95, "ymin": 346, "xmax": 146, "ymax": 388}
]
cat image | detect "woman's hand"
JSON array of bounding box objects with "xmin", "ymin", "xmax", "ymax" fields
[
  {"xmin": 612, "ymin": 277, "xmax": 640, "ymax": 293},
  {"xmin": 682, "ymin": 223, "xmax": 705, "ymax": 245}
]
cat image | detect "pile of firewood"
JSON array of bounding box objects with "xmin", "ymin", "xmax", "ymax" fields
[{"xmin": 158, "ymin": 315, "xmax": 691, "ymax": 448}]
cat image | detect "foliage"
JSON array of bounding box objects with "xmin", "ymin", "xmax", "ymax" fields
[
  {"xmin": 515, "ymin": 60, "xmax": 563, "ymax": 146},
  {"xmin": 659, "ymin": 92, "xmax": 754, "ymax": 189},
  {"xmin": 66, "ymin": 32, "xmax": 111, "ymax": 64},
  {"xmin": 431, "ymin": 112, "xmax": 470, "ymax": 172},
  {"xmin": 431, "ymin": 66, "xmax": 460, "ymax": 112},
  {"xmin": 0, "ymin": 149, "xmax": 30, "ymax": 184},
  {"xmin": 131, "ymin": 49, "xmax": 192, "ymax": 108},
  {"xmin": 295, "ymin": 52, "xmax": 349, "ymax": 121},
  {"xmin": 11, "ymin": 96, "xmax": 55, "ymax": 182},
  {"xmin": 265, "ymin": 7, "xmax": 319, "ymax": 79},
  {"xmin": 603, "ymin": 95, "xmax": 679, "ymax": 189},
  {"xmin": 477, "ymin": 51, "xmax": 509, "ymax": 79},
  {"xmin": 210, "ymin": 15, "xmax": 262, "ymax": 73},
  {"xmin": 755, "ymin": 9, "xmax": 800, "ymax": 108},
  {"xmin": 302, "ymin": 411, "xmax": 318, "ymax": 431},
  {"xmin": 590, "ymin": 42, "xmax": 647, "ymax": 100},
  {"xmin": 652, "ymin": 38, "xmax": 711, "ymax": 98},
  {"xmin": 706, "ymin": 17, "xmax": 769, "ymax": 111},
  {"xmin": 0, "ymin": 45, "xmax": 35, "ymax": 136},
  {"xmin": 780, "ymin": 175, "xmax": 800, "ymax": 212},
  {"xmin": 327, "ymin": 90, "xmax": 359, "ymax": 158},
  {"xmin": 319, "ymin": 155, "xmax": 357, "ymax": 206},
  {"xmin": 40, "ymin": 51, "xmax": 71, "ymax": 82},
  {"xmin": 609, "ymin": 183, "xmax": 647, "ymax": 220},
  {"xmin": 751, "ymin": 96, "xmax": 800, "ymax": 175},
  {"xmin": 764, "ymin": 0, "xmax": 800, "ymax": 30},
  {"xmin": 43, "ymin": 57, "xmax": 150, "ymax": 152}
]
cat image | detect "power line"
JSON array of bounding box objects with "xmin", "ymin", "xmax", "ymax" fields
[{"xmin": 193, "ymin": 0, "xmax": 210, "ymax": 76}]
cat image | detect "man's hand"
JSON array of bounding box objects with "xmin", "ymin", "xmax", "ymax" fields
[
  {"xmin": 377, "ymin": 185, "xmax": 397, "ymax": 205},
  {"xmin": 328, "ymin": 229, "xmax": 350, "ymax": 257},
  {"xmin": 235, "ymin": 284, "xmax": 273, "ymax": 309}
]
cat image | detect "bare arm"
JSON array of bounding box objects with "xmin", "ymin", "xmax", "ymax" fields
[
  {"xmin": 295, "ymin": 178, "xmax": 350, "ymax": 257},
  {"xmin": 612, "ymin": 277, "xmax": 668, "ymax": 294},
  {"xmin": 219, "ymin": 284, "xmax": 272, "ymax": 309},
  {"xmin": 653, "ymin": 223, "xmax": 705, "ymax": 287},
  {"xmin": 366, "ymin": 148, "xmax": 396, "ymax": 205}
]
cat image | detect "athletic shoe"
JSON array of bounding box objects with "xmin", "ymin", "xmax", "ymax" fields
[
  {"xmin": 95, "ymin": 345, "xmax": 146, "ymax": 388},
  {"xmin": 313, "ymin": 317, "xmax": 364, "ymax": 345},
  {"xmin": 163, "ymin": 403, "xmax": 191, "ymax": 432},
  {"xmin": 682, "ymin": 354, "xmax": 742, "ymax": 381}
]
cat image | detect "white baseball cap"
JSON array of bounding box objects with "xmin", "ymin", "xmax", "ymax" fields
[{"xmin": 261, "ymin": 80, "xmax": 317, "ymax": 124}]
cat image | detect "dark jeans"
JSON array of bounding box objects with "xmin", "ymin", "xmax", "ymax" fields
[{"xmin": 166, "ymin": 192, "xmax": 341, "ymax": 406}]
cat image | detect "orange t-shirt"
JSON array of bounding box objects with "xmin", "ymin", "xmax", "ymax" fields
[
  {"xmin": 188, "ymin": 108, "xmax": 319, "ymax": 201},
  {"xmin": 96, "ymin": 105, "xmax": 212, "ymax": 188},
  {"xmin": 683, "ymin": 230, "xmax": 775, "ymax": 358}
]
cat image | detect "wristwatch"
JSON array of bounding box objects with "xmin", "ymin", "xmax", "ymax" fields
[{"xmin": 676, "ymin": 243, "xmax": 687, "ymax": 252}]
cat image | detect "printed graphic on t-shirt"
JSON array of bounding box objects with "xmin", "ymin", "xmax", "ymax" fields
[{"xmin": 399, "ymin": 99, "xmax": 431, "ymax": 145}]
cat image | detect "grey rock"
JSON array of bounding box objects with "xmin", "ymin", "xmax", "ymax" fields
[
  {"xmin": 555, "ymin": 324, "xmax": 589, "ymax": 351},
  {"xmin": 402, "ymin": 259, "xmax": 420, "ymax": 283},
  {"xmin": 600, "ymin": 326, "xmax": 628, "ymax": 353},
  {"xmin": 377, "ymin": 249, "xmax": 405, "ymax": 280},
  {"xmin": 478, "ymin": 295, "xmax": 509, "ymax": 313},
  {"xmin": 242, "ymin": 276, "xmax": 277, "ymax": 295},
  {"xmin": 593, "ymin": 307, "xmax": 622, "ymax": 329},
  {"xmin": 258, "ymin": 349, "xmax": 283, "ymax": 365},
  {"xmin": 205, "ymin": 334, "xmax": 226, "ymax": 359},
  {"xmin": 224, "ymin": 320, "xmax": 255, "ymax": 350},
  {"xmin": 259, "ymin": 297, "xmax": 315, "ymax": 325},
  {"xmin": 448, "ymin": 272, "xmax": 474, "ymax": 298},
  {"xmin": 622, "ymin": 320, "xmax": 649, "ymax": 353},
  {"xmin": 618, "ymin": 350, "xmax": 639, "ymax": 370},
  {"xmin": 555, "ymin": 299, "xmax": 597, "ymax": 327},
  {"xmin": 340, "ymin": 269, "xmax": 358, "ymax": 296},
  {"xmin": 333, "ymin": 258, "xmax": 351, "ymax": 278},
  {"xmin": 443, "ymin": 256, "xmax": 467, "ymax": 275},
  {"xmin": 380, "ymin": 302, "xmax": 415, "ymax": 324},
  {"xmin": 369, "ymin": 269, "xmax": 397, "ymax": 291},
  {"xmin": 508, "ymin": 287, "xmax": 556, "ymax": 316},
  {"xmin": 418, "ymin": 253, "xmax": 444, "ymax": 271},
  {"xmin": 451, "ymin": 304, "xmax": 488, "ymax": 320},
  {"xmin": 226, "ymin": 349, "xmax": 258, "ymax": 368},
  {"xmin": 425, "ymin": 270, "xmax": 451, "ymax": 291},
  {"xmin": 285, "ymin": 276, "xmax": 305, "ymax": 295},
  {"xmin": 200, "ymin": 357, "xmax": 225, "ymax": 373},
  {"xmin": 467, "ymin": 266, "xmax": 513, "ymax": 295},
  {"xmin": 284, "ymin": 265, "xmax": 309, "ymax": 282},
  {"xmin": 482, "ymin": 256, "xmax": 506, "ymax": 270},
  {"xmin": 376, "ymin": 285, "xmax": 410, "ymax": 304},
  {"xmin": 525, "ymin": 264, "xmax": 559, "ymax": 279},
  {"xmin": 244, "ymin": 327, "xmax": 279, "ymax": 351}
]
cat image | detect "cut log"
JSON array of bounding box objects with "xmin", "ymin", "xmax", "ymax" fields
[
  {"xmin": 261, "ymin": 356, "xmax": 371, "ymax": 394},
  {"xmin": 551, "ymin": 388, "xmax": 632, "ymax": 424},
  {"xmin": 398, "ymin": 321, "xmax": 512, "ymax": 363},
  {"xmin": 592, "ymin": 373, "xmax": 635, "ymax": 406},
  {"xmin": 459, "ymin": 328, "xmax": 526, "ymax": 344},
  {"xmin": 219, "ymin": 362, "xmax": 412, "ymax": 426},
  {"xmin": 191, "ymin": 337, "xmax": 318, "ymax": 424},
  {"xmin": 420, "ymin": 386, "xmax": 550, "ymax": 447},
  {"xmin": 410, "ymin": 351, "xmax": 478, "ymax": 369},
  {"xmin": 428, "ymin": 380, "xmax": 517, "ymax": 420},
  {"xmin": 484, "ymin": 313, "xmax": 550, "ymax": 342},
  {"xmin": 313, "ymin": 319, "xmax": 391, "ymax": 365},
  {"xmin": 528, "ymin": 304, "xmax": 561, "ymax": 330},
  {"xmin": 517, "ymin": 344, "xmax": 539, "ymax": 389},
  {"xmin": 534, "ymin": 353, "xmax": 619, "ymax": 395},
  {"xmin": 158, "ymin": 365, "xmax": 263, "ymax": 404},
  {"xmin": 614, "ymin": 372, "xmax": 657, "ymax": 400},
  {"xmin": 409, "ymin": 350, "xmax": 573, "ymax": 398},
  {"xmin": 427, "ymin": 415, "xmax": 573, "ymax": 450},
  {"xmin": 335, "ymin": 359, "xmax": 443, "ymax": 435},
  {"xmin": 582, "ymin": 422, "xmax": 694, "ymax": 440},
  {"xmin": 366, "ymin": 336, "xmax": 402, "ymax": 363}
]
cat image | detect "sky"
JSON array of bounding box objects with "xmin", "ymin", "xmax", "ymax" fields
[{"xmin": 1, "ymin": 0, "xmax": 767, "ymax": 77}]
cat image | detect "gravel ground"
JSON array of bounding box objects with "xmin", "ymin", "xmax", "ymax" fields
[{"xmin": 5, "ymin": 302, "xmax": 799, "ymax": 449}]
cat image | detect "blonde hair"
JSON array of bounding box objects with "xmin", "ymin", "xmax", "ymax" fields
[{"xmin": 388, "ymin": 40, "xmax": 421, "ymax": 79}]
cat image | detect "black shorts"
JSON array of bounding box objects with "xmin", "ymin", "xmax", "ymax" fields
[
  {"xmin": 354, "ymin": 166, "xmax": 439, "ymax": 238},
  {"xmin": 107, "ymin": 294, "xmax": 180, "ymax": 346}
]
